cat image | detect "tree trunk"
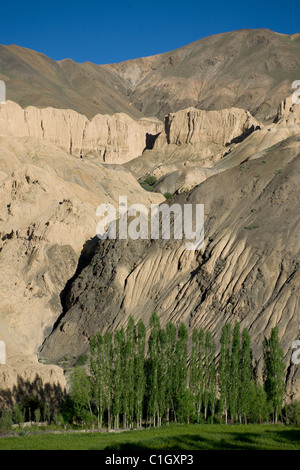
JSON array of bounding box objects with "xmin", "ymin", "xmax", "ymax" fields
[
  {"xmin": 108, "ymin": 407, "xmax": 111, "ymax": 430},
  {"xmin": 166, "ymin": 408, "xmax": 170, "ymax": 425},
  {"xmin": 88, "ymin": 401, "xmax": 94, "ymax": 431}
]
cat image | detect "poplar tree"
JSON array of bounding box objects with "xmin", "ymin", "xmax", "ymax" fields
[
  {"xmin": 165, "ymin": 321, "xmax": 176, "ymax": 423},
  {"xmin": 135, "ymin": 319, "xmax": 146, "ymax": 428},
  {"xmin": 218, "ymin": 323, "xmax": 231, "ymax": 424},
  {"xmin": 197, "ymin": 329, "xmax": 205, "ymax": 422},
  {"xmin": 103, "ymin": 331, "xmax": 113, "ymax": 429},
  {"xmin": 239, "ymin": 328, "xmax": 252, "ymax": 424},
  {"xmin": 90, "ymin": 332, "xmax": 105, "ymax": 429},
  {"xmin": 249, "ymin": 381, "xmax": 269, "ymax": 424},
  {"xmin": 229, "ymin": 321, "xmax": 241, "ymax": 422},
  {"xmin": 147, "ymin": 311, "xmax": 161, "ymax": 427},
  {"xmin": 69, "ymin": 367, "xmax": 92, "ymax": 425},
  {"xmin": 203, "ymin": 331, "xmax": 213, "ymax": 421},
  {"xmin": 189, "ymin": 329, "xmax": 199, "ymax": 420},
  {"xmin": 202, "ymin": 331, "xmax": 217, "ymax": 422},
  {"xmin": 112, "ymin": 327, "xmax": 125, "ymax": 429},
  {"xmin": 123, "ymin": 315, "xmax": 136, "ymax": 428},
  {"xmin": 157, "ymin": 327, "xmax": 168, "ymax": 426},
  {"xmin": 263, "ymin": 325, "xmax": 286, "ymax": 424},
  {"xmin": 174, "ymin": 323, "xmax": 188, "ymax": 422},
  {"xmin": 208, "ymin": 339, "xmax": 217, "ymax": 423}
]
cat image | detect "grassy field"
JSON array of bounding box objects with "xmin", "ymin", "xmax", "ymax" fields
[{"xmin": 0, "ymin": 424, "xmax": 299, "ymax": 450}]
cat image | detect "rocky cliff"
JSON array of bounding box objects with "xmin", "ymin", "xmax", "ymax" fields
[
  {"xmin": 0, "ymin": 101, "xmax": 162, "ymax": 163},
  {"xmin": 155, "ymin": 107, "xmax": 261, "ymax": 148},
  {"xmin": 0, "ymin": 134, "xmax": 163, "ymax": 401}
]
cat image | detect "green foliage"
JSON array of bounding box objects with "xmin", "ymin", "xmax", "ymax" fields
[
  {"xmin": 140, "ymin": 175, "xmax": 157, "ymax": 192},
  {"xmin": 112, "ymin": 327, "xmax": 125, "ymax": 429},
  {"xmin": 229, "ymin": 322, "xmax": 240, "ymax": 422},
  {"xmin": 69, "ymin": 367, "xmax": 92, "ymax": 422},
  {"xmin": 52, "ymin": 413, "xmax": 65, "ymax": 426},
  {"xmin": 34, "ymin": 408, "xmax": 41, "ymax": 423},
  {"xmin": 90, "ymin": 332, "xmax": 105, "ymax": 428},
  {"xmin": 144, "ymin": 175, "xmax": 157, "ymax": 186},
  {"xmin": 218, "ymin": 323, "xmax": 231, "ymax": 423},
  {"xmin": 248, "ymin": 382, "xmax": 271, "ymax": 424},
  {"xmin": 239, "ymin": 328, "xmax": 252, "ymax": 423},
  {"xmin": 0, "ymin": 410, "xmax": 13, "ymax": 433},
  {"xmin": 164, "ymin": 192, "xmax": 173, "ymax": 199},
  {"xmin": 12, "ymin": 404, "xmax": 25, "ymax": 427},
  {"xmin": 147, "ymin": 311, "xmax": 161, "ymax": 426},
  {"xmin": 123, "ymin": 316, "xmax": 136, "ymax": 429},
  {"xmin": 284, "ymin": 401, "xmax": 300, "ymax": 426},
  {"xmin": 1, "ymin": 319, "xmax": 289, "ymax": 433},
  {"xmin": 263, "ymin": 326, "xmax": 286, "ymax": 423},
  {"xmin": 75, "ymin": 354, "xmax": 88, "ymax": 367},
  {"xmin": 173, "ymin": 323, "xmax": 188, "ymax": 423},
  {"xmin": 135, "ymin": 320, "xmax": 146, "ymax": 428}
]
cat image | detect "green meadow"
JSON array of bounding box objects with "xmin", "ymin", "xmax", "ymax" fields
[{"xmin": 0, "ymin": 424, "xmax": 299, "ymax": 450}]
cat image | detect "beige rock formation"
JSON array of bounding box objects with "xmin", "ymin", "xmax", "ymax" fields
[
  {"xmin": 154, "ymin": 107, "xmax": 261, "ymax": 148},
  {"xmin": 126, "ymin": 107, "xmax": 262, "ymax": 193},
  {"xmin": 42, "ymin": 131, "xmax": 300, "ymax": 401},
  {"xmin": 0, "ymin": 135, "xmax": 164, "ymax": 396},
  {"xmin": 0, "ymin": 363, "xmax": 67, "ymax": 410},
  {"xmin": 41, "ymin": 102, "xmax": 300, "ymax": 401},
  {"xmin": 0, "ymin": 101, "xmax": 162, "ymax": 163},
  {"xmin": 127, "ymin": 102, "xmax": 300, "ymax": 195},
  {"xmin": 1, "ymin": 99, "xmax": 299, "ymax": 404}
]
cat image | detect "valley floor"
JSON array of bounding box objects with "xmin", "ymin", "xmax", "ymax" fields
[{"xmin": 0, "ymin": 424, "xmax": 299, "ymax": 450}]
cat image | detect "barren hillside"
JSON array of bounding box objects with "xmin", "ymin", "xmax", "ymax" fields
[
  {"xmin": 41, "ymin": 102, "xmax": 300, "ymax": 400},
  {"xmin": 1, "ymin": 29, "xmax": 300, "ymax": 121}
]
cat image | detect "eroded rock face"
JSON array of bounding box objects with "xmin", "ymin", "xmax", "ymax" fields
[
  {"xmin": 155, "ymin": 107, "xmax": 262, "ymax": 148},
  {"xmin": 0, "ymin": 363, "xmax": 67, "ymax": 411},
  {"xmin": 127, "ymin": 102, "xmax": 300, "ymax": 195},
  {"xmin": 0, "ymin": 135, "xmax": 164, "ymax": 394},
  {"xmin": 0, "ymin": 101, "xmax": 162, "ymax": 163},
  {"xmin": 41, "ymin": 131, "xmax": 300, "ymax": 401}
]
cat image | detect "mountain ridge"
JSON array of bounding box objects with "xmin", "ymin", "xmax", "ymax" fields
[{"xmin": 1, "ymin": 28, "xmax": 300, "ymax": 121}]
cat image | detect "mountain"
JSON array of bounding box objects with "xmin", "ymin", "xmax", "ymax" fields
[
  {"xmin": 0, "ymin": 131, "xmax": 163, "ymax": 400},
  {"xmin": 0, "ymin": 28, "xmax": 299, "ymax": 402},
  {"xmin": 1, "ymin": 29, "xmax": 300, "ymax": 122},
  {"xmin": 40, "ymin": 100, "xmax": 300, "ymax": 400}
]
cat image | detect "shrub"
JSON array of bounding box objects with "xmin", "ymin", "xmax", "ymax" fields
[
  {"xmin": 53, "ymin": 413, "xmax": 65, "ymax": 427},
  {"xmin": 34, "ymin": 408, "xmax": 41, "ymax": 423},
  {"xmin": 144, "ymin": 175, "xmax": 157, "ymax": 186},
  {"xmin": 75, "ymin": 355, "xmax": 88, "ymax": 367},
  {"xmin": 0, "ymin": 410, "xmax": 13, "ymax": 433},
  {"xmin": 284, "ymin": 401, "xmax": 300, "ymax": 425},
  {"xmin": 13, "ymin": 404, "xmax": 25, "ymax": 427},
  {"xmin": 140, "ymin": 175, "xmax": 157, "ymax": 192}
]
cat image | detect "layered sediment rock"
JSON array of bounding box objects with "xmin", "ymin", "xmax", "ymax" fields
[
  {"xmin": 0, "ymin": 101, "xmax": 162, "ymax": 163},
  {"xmin": 154, "ymin": 107, "xmax": 262, "ymax": 148}
]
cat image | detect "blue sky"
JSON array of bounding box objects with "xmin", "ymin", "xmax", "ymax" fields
[{"xmin": 1, "ymin": 0, "xmax": 300, "ymax": 64}]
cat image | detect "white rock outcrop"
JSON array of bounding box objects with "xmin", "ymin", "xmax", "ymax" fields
[
  {"xmin": 0, "ymin": 101, "xmax": 162, "ymax": 163},
  {"xmin": 154, "ymin": 107, "xmax": 262, "ymax": 148}
]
